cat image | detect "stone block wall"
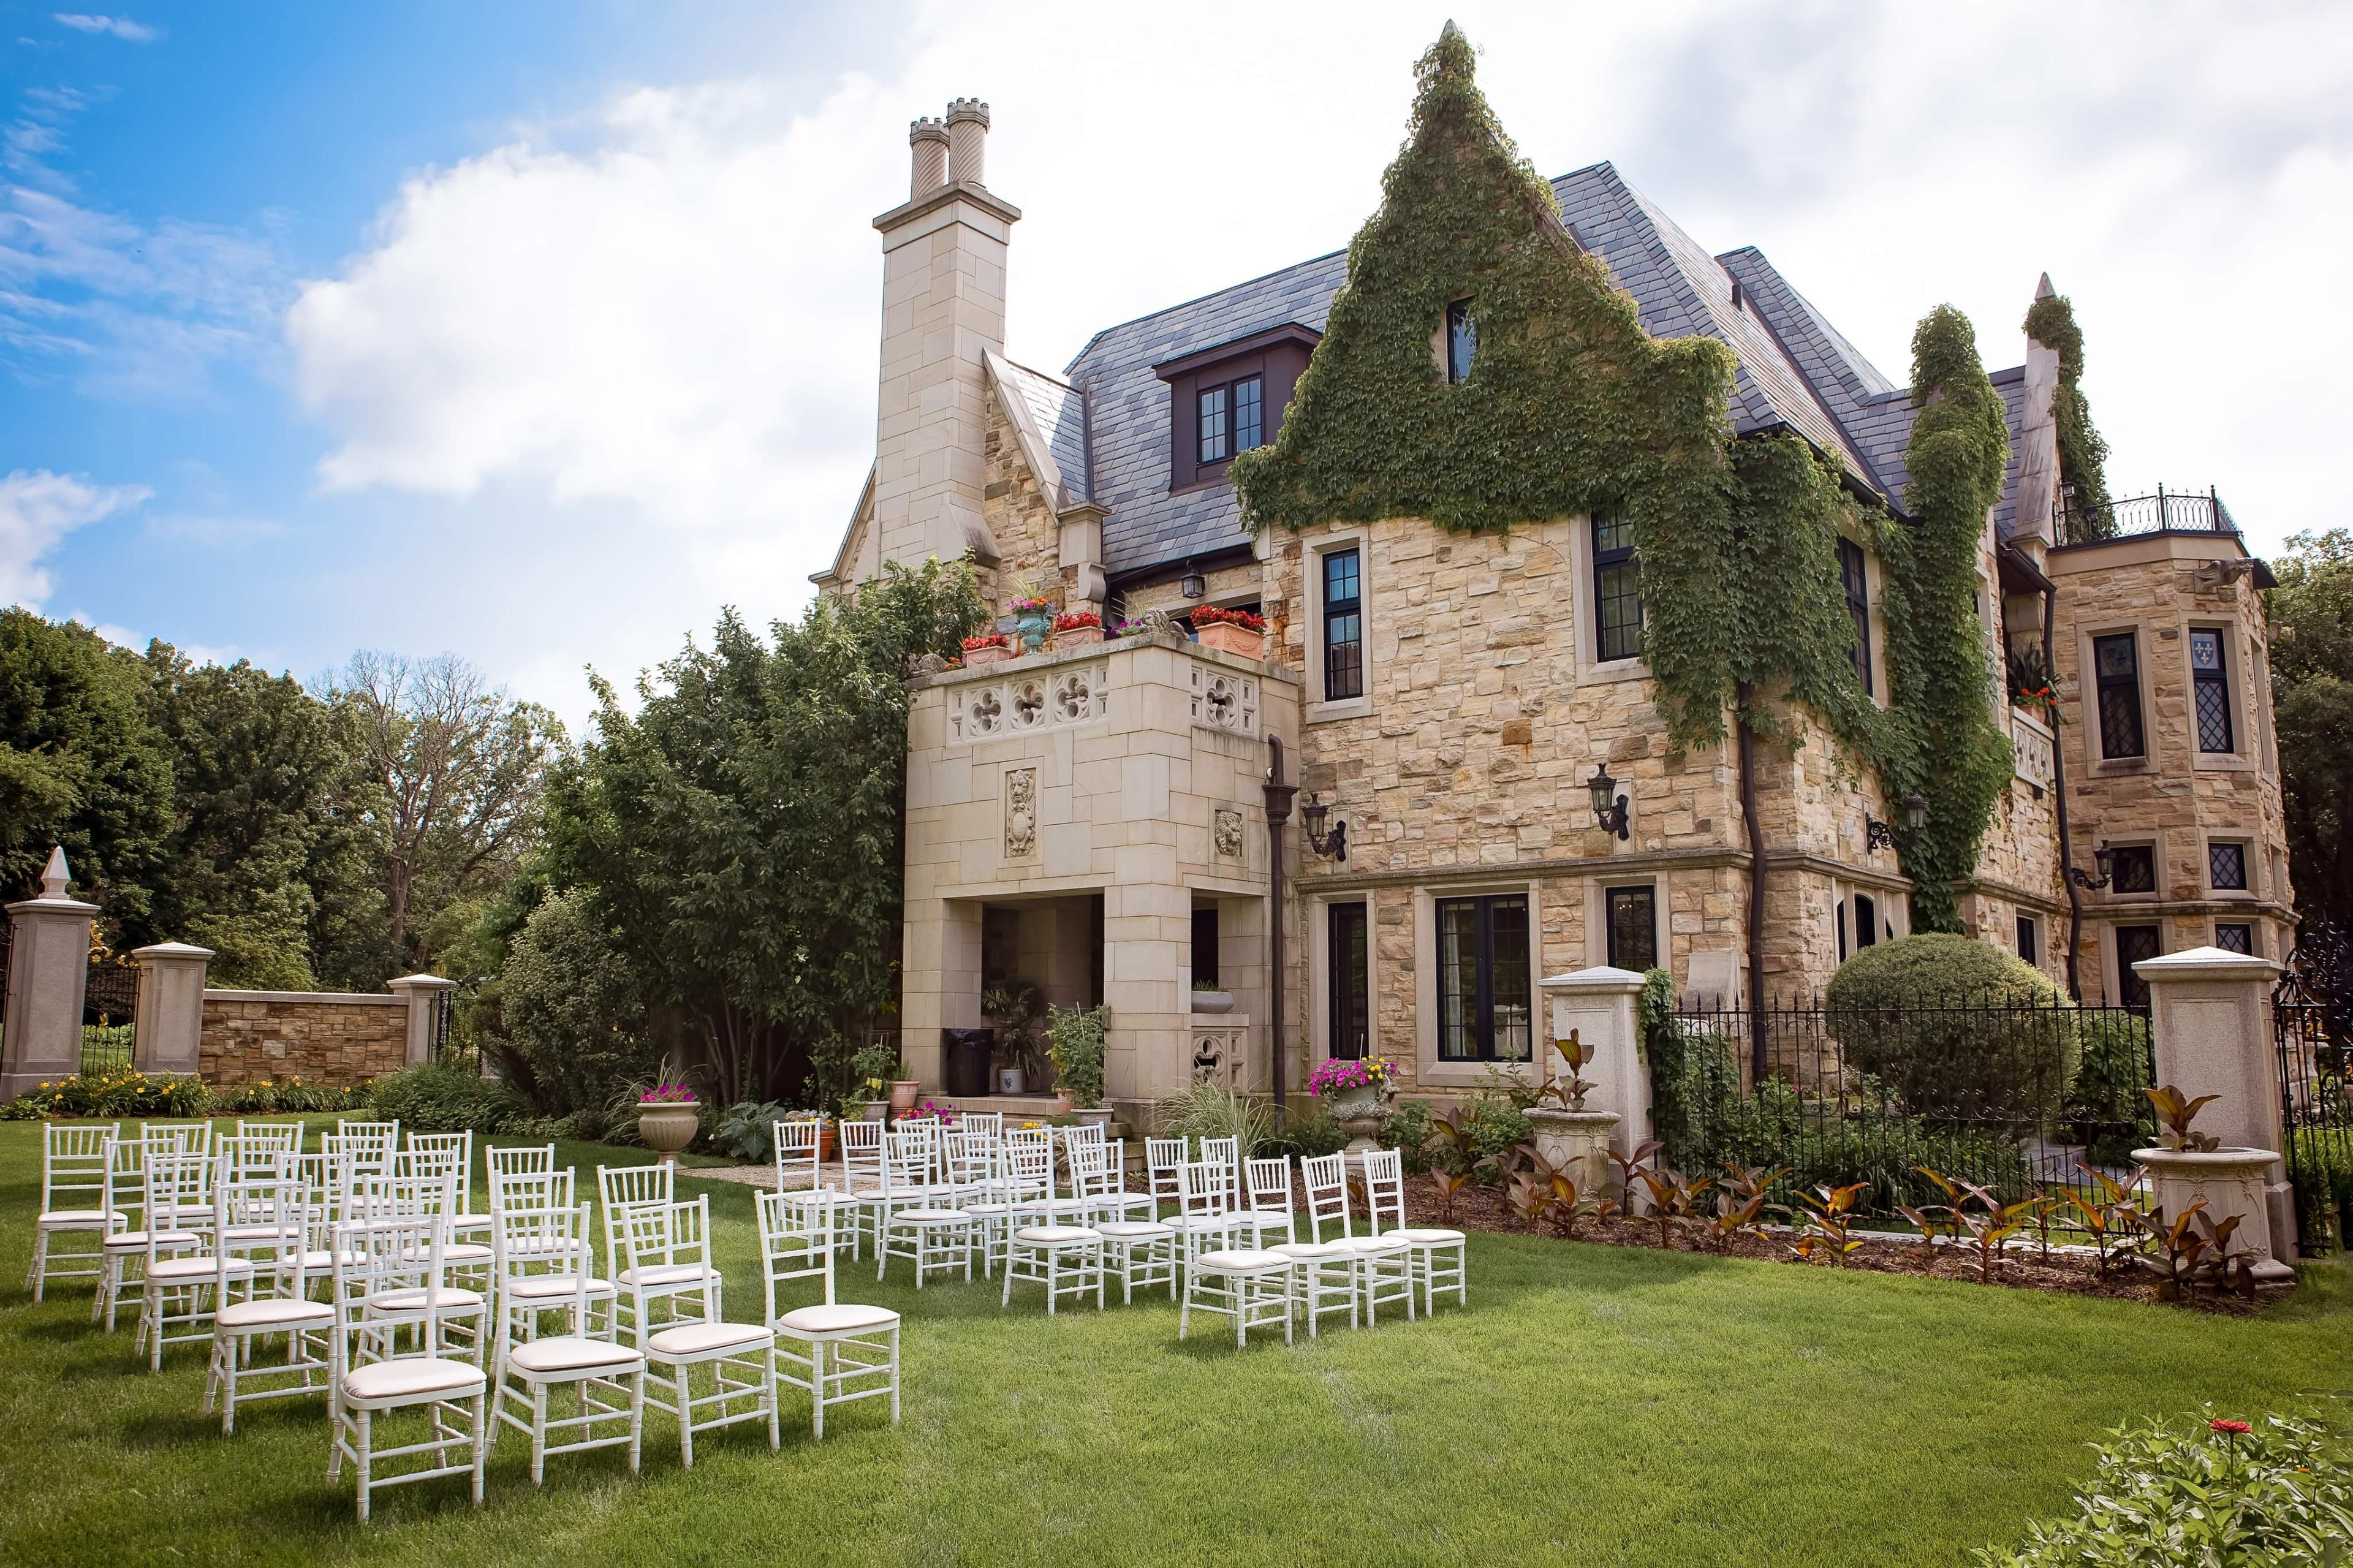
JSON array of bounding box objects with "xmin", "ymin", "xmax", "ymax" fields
[
  {"xmin": 981, "ymin": 390, "xmax": 1066, "ymax": 610},
  {"xmin": 199, "ymin": 991, "xmax": 408, "ymax": 1088}
]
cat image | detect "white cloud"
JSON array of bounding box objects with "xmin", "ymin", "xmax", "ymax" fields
[
  {"xmin": 53, "ymin": 14, "xmax": 158, "ymax": 43},
  {"xmin": 0, "ymin": 469, "xmax": 149, "ymax": 608}
]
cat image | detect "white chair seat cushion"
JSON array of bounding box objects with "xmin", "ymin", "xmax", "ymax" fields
[
  {"xmin": 889, "ymin": 1206, "xmax": 968, "ymax": 1224},
  {"xmin": 222, "ymin": 1222, "xmax": 300, "ymax": 1244},
  {"xmin": 366, "ymin": 1286, "xmax": 485, "ymax": 1312},
  {"xmin": 1014, "ymin": 1225, "xmax": 1099, "ymax": 1244},
  {"xmin": 1271, "ymin": 1241, "xmax": 1354, "ymax": 1261},
  {"xmin": 1096, "ymin": 1221, "xmax": 1175, "ymax": 1240},
  {"xmin": 216, "ymin": 1297, "xmax": 335, "ymax": 1330},
  {"xmin": 616, "ymin": 1263, "xmax": 719, "ymax": 1288},
  {"xmin": 504, "ymin": 1274, "xmax": 617, "ymax": 1301},
  {"xmin": 778, "ymin": 1302, "xmax": 900, "ymax": 1336},
  {"xmin": 960, "ymin": 1202, "xmax": 1012, "ymax": 1217},
  {"xmin": 1343, "ymin": 1233, "xmax": 1412, "ymax": 1255},
  {"xmin": 441, "ymin": 1243, "xmax": 494, "ymax": 1264},
  {"xmin": 39, "ymin": 1207, "xmax": 124, "ymax": 1226},
  {"xmin": 507, "ymin": 1335, "xmax": 645, "ymax": 1376},
  {"xmin": 1399, "ymin": 1227, "xmax": 1466, "ymax": 1244},
  {"xmin": 646, "ymin": 1320, "xmax": 773, "ymax": 1359},
  {"xmin": 1195, "ymin": 1248, "xmax": 1291, "ymax": 1271},
  {"xmin": 1166, "ymin": 1216, "xmax": 1231, "ymax": 1234},
  {"xmin": 105, "ymin": 1229, "xmax": 200, "ymax": 1252},
  {"xmin": 449, "ymin": 1214, "xmax": 494, "ymax": 1235},
  {"xmin": 146, "ymin": 1255, "xmax": 252, "ymax": 1282},
  {"xmin": 1237, "ymin": 1208, "xmax": 1293, "ymax": 1225},
  {"xmin": 343, "ymin": 1356, "xmax": 487, "ymax": 1403}
]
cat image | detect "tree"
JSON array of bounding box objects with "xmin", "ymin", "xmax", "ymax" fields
[
  {"xmin": 539, "ymin": 558, "xmax": 983, "ymax": 1102},
  {"xmin": 0, "ymin": 608, "xmax": 173, "ymax": 926},
  {"xmin": 499, "ymin": 888, "xmax": 656, "ymax": 1115},
  {"xmin": 2270, "ymin": 529, "xmax": 2353, "ymax": 936},
  {"xmin": 324, "ymin": 652, "xmax": 562, "ymax": 979}
]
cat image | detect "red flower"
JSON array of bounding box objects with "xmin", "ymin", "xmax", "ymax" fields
[
  {"xmin": 961, "ymin": 633, "xmax": 1009, "ymax": 651},
  {"xmin": 1054, "ymin": 611, "xmax": 1100, "ymax": 631},
  {"xmin": 2210, "ymin": 1418, "xmax": 2251, "ymax": 1436},
  {"xmin": 1192, "ymin": 605, "xmax": 1266, "ymax": 632}
]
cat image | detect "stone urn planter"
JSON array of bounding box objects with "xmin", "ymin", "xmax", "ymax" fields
[
  {"xmin": 1328, "ymin": 1082, "xmax": 1386, "ymax": 1154},
  {"xmin": 890, "ymin": 1079, "xmax": 922, "ymax": 1113},
  {"xmin": 1526, "ymin": 1107, "xmax": 1621, "ymax": 1197},
  {"xmin": 860, "ymin": 1100, "xmax": 890, "ymax": 1123},
  {"xmin": 1074, "ymin": 1106, "xmax": 1113, "ymax": 1131},
  {"xmin": 1014, "ymin": 607, "xmax": 1055, "ymax": 653},
  {"xmin": 2134, "ymin": 1145, "xmax": 2297, "ymax": 1286},
  {"xmin": 1190, "ymin": 988, "xmax": 1235, "ymax": 1015},
  {"xmin": 637, "ymin": 1102, "xmax": 701, "ymax": 1165},
  {"xmin": 1195, "ymin": 621, "xmax": 1263, "ymax": 659}
]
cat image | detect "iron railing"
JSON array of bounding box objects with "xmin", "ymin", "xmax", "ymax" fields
[
  {"xmin": 2054, "ymin": 485, "xmax": 2237, "ymax": 548},
  {"xmin": 81, "ymin": 956, "xmax": 138, "ymax": 1075},
  {"xmin": 1656, "ymin": 993, "xmax": 2155, "ymax": 1224},
  {"xmin": 2276, "ymin": 924, "xmax": 2353, "ymax": 1256}
]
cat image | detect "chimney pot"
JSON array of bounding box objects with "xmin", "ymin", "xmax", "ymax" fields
[
  {"xmin": 945, "ymin": 97, "xmax": 990, "ymax": 187},
  {"xmin": 909, "ymin": 117, "xmax": 950, "ymax": 198}
]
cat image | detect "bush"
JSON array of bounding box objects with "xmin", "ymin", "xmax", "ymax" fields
[
  {"xmin": 2, "ymin": 1067, "xmax": 210, "ymax": 1120},
  {"xmin": 1379, "ymin": 1099, "xmax": 1435, "ymax": 1173},
  {"xmin": 713, "ymin": 1099, "xmax": 795, "ymax": 1162},
  {"xmin": 1264, "ymin": 1100, "xmax": 1349, "ymax": 1161},
  {"xmin": 363, "ymin": 1061, "xmax": 528, "ymax": 1134},
  {"xmin": 2064, "ymin": 1010, "xmax": 2156, "ymax": 1165},
  {"xmin": 1044, "ymin": 1004, "xmax": 1107, "ymax": 1109},
  {"xmin": 1156, "ymin": 1081, "xmax": 1273, "ymax": 1157},
  {"xmin": 501, "ymin": 890, "xmax": 659, "ymax": 1115},
  {"xmin": 1825, "ymin": 934, "xmax": 2075, "ymax": 1129},
  {"xmin": 212, "ymin": 1078, "xmax": 365, "ymax": 1114},
  {"xmin": 1976, "ymin": 1407, "xmax": 2353, "ymax": 1566}
]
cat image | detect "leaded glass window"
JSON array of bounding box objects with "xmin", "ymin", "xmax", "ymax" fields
[
  {"xmin": 1436, "ymin": 893, "xmax": 1531, "ymax": 1062},
  {"xmin": 1605, "ymin": 886, "xmax": 1657, "ymax": 972},
  {"xmin": 2116, "ymin": 925, "xmax": 2161, "ymax": 1009},
  {"xmin": 1838, "ymin": 537, "xmax": 1872, "ymax": 694},
  {"xmin": 1197, "ymin": 385, "xmax": 1228, "ymax": 464},
  {"xmin": 1328, "ymin": 902, "xmax": 1369, "ymax": 1061},
  {"xmin": 1593, "ymin": 515, "xmax": 1643, "ymax": 664},
  {"xmin": 2094, "ymin": 633, "xmax": 2144, "ymax": 760},
  {"xmin": 2191, "ymin": 629, "xmax": 2234, "ymax": 754},
  {"xmin": 2110, "ymin": 844, "xmax": 2157, "ymax": 894},
  {"xmin": 2215, "ymin": 923, "xmax": 2254, "ymax": 955},
  {"xmin": 1322, "ymin": 547, "xmax": 1363, "ymax": 700},
  {"xmin": 1233, "ymin": 376, "xmax": 1262, "ymax": 454},
  {"xmin": 2208, "ymin": 841, "xmax": 2247, "ymax": 891}
]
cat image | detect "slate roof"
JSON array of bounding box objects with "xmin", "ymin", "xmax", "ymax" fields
[
  {"xmin": 990, "ymin": 355, "xmax": 1091, "ymax": 509},
  {"xmin": 1049, "ymin": 160, "xmax": 2029, "ymax": 578}
]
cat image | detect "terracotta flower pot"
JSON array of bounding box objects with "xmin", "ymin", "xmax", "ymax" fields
[
  {"xmin": 1052, "ymin": 625, "xmax": 1105, "ymax": 650},
  {"xmin": 1195, "ymin": 621, "xmax": 1264, "ymax": 659},
  {"xmin": 1055, "ymin": 1089, "xmax": 1075, "ymax": 1114},
  {"xmin": 817, "ymin": 1126, "xmax": 837, "ymax": 1162},
  {"xmin": 890, "ymin": 1079, "xmax": 921, "ymax": 1113},
  {"xmin": 964, "ymin": 644, "xmax": 1011, "ymax": 666},
  {"xmin": 637, "ymin": 1103, "xmax": 700, "ymax": 1165}
]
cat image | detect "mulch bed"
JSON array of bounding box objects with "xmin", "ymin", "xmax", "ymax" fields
[{"xmin": 1406, "ymin": 1181, "xmax": 2270, "ymax": 1314}]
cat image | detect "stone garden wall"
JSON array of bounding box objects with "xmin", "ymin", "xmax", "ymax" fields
[{"xmin": 199, "ymin": 991, "xmax": 408, "ymax": 1088}]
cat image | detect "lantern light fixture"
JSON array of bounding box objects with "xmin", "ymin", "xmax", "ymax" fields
[{"xmin": 1586, "ymin": 766, "xmax": 1629, "ymax": 841}]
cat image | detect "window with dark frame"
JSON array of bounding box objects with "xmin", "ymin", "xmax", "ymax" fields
[
  {"xmin": 1327, "ymin": 902, "xmax": 1369, "ymax": 1061},
  {"xmin": 2110, "ymin": 844, "xmax": 2156, "ymax": 895},
  {"xmin": 2191, "ymin": 629, "xmax": 2235, "ymax": 754},
  {"xmin": 1837, "ymin": 537, "xmax": 1873, "ymax": 694},
  {"xmin": 1436, "ymin": 893, "xmax": 1532, "ymax": 1062},
  {"xmin": 1853, "ymin": 893, "xmax": 1878, "ymax": 950},
  {"xmin": 2094, "ymin": 632, "xmax": 2145, "ymax": 760},
  {"xmin": 1322, "ymin": 547, "xmax": 1363, "ymax": 701},
  {"xmin": 1837, "ymin": 898, "xmax": 1848, "ymax": 963},
  {"xmin": 2016, "ymin": 914, "xmax": 2039, "ymax": 968},
  {"xmin": 1197, "ymin": 385, "xmax": 1227, "ymax": 465},
  {"xmin": 1193, "ymin": 374, "xmax": 1264, "ymax": 470},
  {"xmin": 2116, "ymin": 925, "xmax": 2161, "ymax": 1009},
  {"xmin": 1446, "ymin": 298, "xmax": 1476, "ymax": 383},
  {"xmin": 1605, "ymin": 885, "xmax": 1658, "ymax": 972},
  {"xmin": 2215, "ymin": 923, "xmax": 2254, "ymax": 956},
  {"xmin": 1593, "ymin": 516, "xmax": 1643, "ymax": 664},
  {"xmin": 1233, "ymin": 376, "xmax": 1262, "ymax": 455},
  {"xmin": 2208, "ymin": 841, "xmax": 2248, "ymax": 892}
]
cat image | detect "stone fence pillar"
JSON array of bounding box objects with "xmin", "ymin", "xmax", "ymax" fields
[
  {"xmin": 387, "ymin": 974, "xmax": 458, "ymax": 1067},
  {"xmin": 1536, "ymin": 964, "xmax": 1651, "ymax": 1153},
  {"xmin": 2134, "ymin": 945, "xmax": 2295, "ymax": 1260},
  {"xmin": 1, "ymin": 847, "xmax": 99, "ymax": 1101},
  {"xmin": 131, "ymin": 942, "xmax": 213, "ymax": 1075}
]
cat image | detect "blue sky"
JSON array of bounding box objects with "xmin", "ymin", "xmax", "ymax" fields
[{"xmin": 7, "ymin": 1, "xmax": 2351, "ymax": 724}]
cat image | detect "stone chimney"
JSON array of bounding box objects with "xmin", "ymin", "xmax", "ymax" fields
[
  {"xmin": 909, "ymin": 116, "xmax": 949, "ymax": 199},
  {"xmin": 868, "ymin": 99, "xmax": 1021, "ymax": 575},
  {"xmin": 2014, "ymin": 271, "xmax": 2061, "ymax": 551}
]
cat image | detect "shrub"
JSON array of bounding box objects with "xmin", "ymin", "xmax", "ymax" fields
[
  {"xmin": 1825, "ymin": 934, "xmax": 2075, "ymax": 1129},
  {"xmin": 713, "ymin": 1099, "xmax": 794, "ymax": 1162},
  {"xmin": 1380, "ymin": 1099, "xmax": 1435, "ymax": 1173},
  {"xmin": 1265, "ymin": 1100, "xmax": 1349, "ymax": 1161},
  {"xmin": 3, "ymin": 1068, "xmax": 210, "ymax": 1119},
  {"xmin": 501, "ymin": 889, "xmax": 660, "ymax": 1115},
  {"xmin": 1975, "ymin": 1407, "xmax": 2353, "ymax": 1566},
  {"xmin": 212, "ymin": 1078, "xmax": 364, "ymax": 1114},
  {"xmin": 1156, "ymin": 1081, "xmax": 1273, "ymax": 1158},
  {"xmin": 1044, "ymin": 1004, "xmax": 1107, "ymax": 1108},
  {"xmin": 363, "ymin": 1061, "xmax": 528, "ymax": 1134}
]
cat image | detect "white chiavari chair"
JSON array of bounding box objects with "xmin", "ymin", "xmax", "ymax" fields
[
  {"xmin": 639, "ymin": 1293, "xmax": 778, "ymax": 1468},
  {"xmin": 877, "ymin": 1127, "xmax": 974, "ymax": 1287},
  {"xmin": 143, "ymin": 1120, "xmax": 214, "ymax": 1157},
  {"xmin": 771, "ymin": 1116, "xmax": 832, "ymax": 1196},
  {"xmin": 1273, "ymin": 1153, "xmax": 1359, "ymax": 1337},
  {"xmin": 1177, "ymin": 1152, "xmax": 1293, "ymax": 1348},
  {"xmin": 1338, "ymin": 1151, "xmax": 1415, "ymax": 1325},
  {"xmin": 958, "ymin": 1111, "xmax": 1004, "ymax": 1138},
  {"xmin": 94, "ymin": 1126, "xmax": 205, "ymax": 1329},
  {"xmin": 490, "ymin": 1203, "xmax": 643, "ymax": 1486},
  {"xmin": 977, "ymin": 1134, "xmax": 1051, "ymax": 1277},
  {"xmin": 758, "ymin": 1188, "xmax": 843, "ymax": 1311},
  {"xmin": 349, "ymin": 1170, "xmax": 487, "ymax": 1365},
  {"xmin": 1167, "ymin": 1157, "xmax": 1236, "ymax": 1276},
  {"xmin": 998, "ymin": 1144, "xmax": 1104, "ymax": 1315},
  {"xmin": 836, "ymin": 1119, "xmax": 889, "ymax": 1260},
  {"xmin": 486, "ymin": 1142, "xmax": 556, "ymax": 1184},
  {"xmin": 137, "ymin": 1149, "xmax": 243, "ymax": 1371},
  {"xmin": 28, "ymin": 1121, "xmax": 119, "ymax": 1300},
  {"xmin": 203, "ymin": 1154, "xmax": 332, "ymax": 1431},
  {"xmin": 233, "ymin": 1120, "xmax": 306, "ymax": 1156},
  {"xmin": 1364, "ymin": 1147, "xmax": 1463, "ymax": 1312},
  {"xmin": 406, "ymin": 1132, "xmax": 487, "ymax": 1242},
  {"xmin": 770, "ymin": 1298, "xmax": 901, "ymax": 1442},
  {"xmin": 595, "ymin": 1162, "xmax": 674, "ymax": 1284},
  {"xmin": 325, "ymin": 1119, "xmax": 398, "ymax": 1177},
  {"xmin": 1197, "ymin": 1135, "xmax": 1244, "ymax": 1213},
  {"xmin": 1145, "ymin": 1137, "xmax": 1187, "ymax": 1222},
  {"xmin": 613, "ymin": 1195, "xmax": 724, "ymax": 1346},
  {"xmin": 327, "ymin": 1215, "xmax": 487, "ymax": 1521},
  {"xmin": 1235, "ymin": 1156, "xmax": 1298, "ymax": 1247},
  {"xmin": 1075, "ymin": 1140, "xmax": 1175, "ymax": 1304}
]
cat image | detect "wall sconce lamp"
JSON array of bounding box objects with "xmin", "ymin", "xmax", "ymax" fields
[
  {"xmin": 1586, "ymin": 766, "xmax": 1630, "ymax": 841},
  {"xmin": 1863, "ymin": 793, "xmax": 1929, "ymax": 854},
  {"xmin": 1300, "ymin": 793, "xmax": 1347, "ymax": 862},
  {"xmin": 2068, "ymin": 839, "xmax": 2116, "ymax": 891},
  {"xmin": 1180, "ymin": 565, "xmax": 1206, "ymax": 599}
]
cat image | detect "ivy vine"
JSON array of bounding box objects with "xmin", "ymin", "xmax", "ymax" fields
[{"xmin": 2022, "ymin": 290, "xmax": 2112, "ymax": 525}]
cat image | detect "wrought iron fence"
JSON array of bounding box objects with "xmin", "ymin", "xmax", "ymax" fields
[
  {"xmin": 1656, "ymin": 993, "xmax": 2155, "ymax": 1224},
  {"xmin": 2054, "ymin": 485, "xmax": 2236, "ymax": 547},
  {"xmin": 2276, "ymin": 924, "xmax": 2353, "ymax": 1256},
  {"xmin": 81, "ymin": 956, "xmax": 138, "ymax": 1075}
]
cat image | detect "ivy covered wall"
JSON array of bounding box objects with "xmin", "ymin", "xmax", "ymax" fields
[{"xmin": 2022, "ymin": 290, "xmax": 2113, "ymax": 523}]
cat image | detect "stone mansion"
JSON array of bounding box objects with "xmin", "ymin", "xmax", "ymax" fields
[{"xmin": 816, "ymin": 48, "xmax": 2290, "ymax": 1120}]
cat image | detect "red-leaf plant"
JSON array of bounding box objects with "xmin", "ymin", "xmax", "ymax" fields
[
  {"xmin": 1635, "ymin": 1167, "xmax": 1712, "ymax": 1251},
  {"xmin": 1790, "ymin": 1182, "xmax": 1871, "ymax": 1268}
]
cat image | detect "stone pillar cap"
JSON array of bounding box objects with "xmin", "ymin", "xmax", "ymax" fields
[
  {"xmin": 1539, "ymin": 965, "xmax": 1649, "ymax": 993},
  {"xmin": 387, "ymin": 973, "xmax": 459, "ymax": 991},
  {"xmin": 6, "ymin": 893, "xmax": 99, "ymax": 915},
  {"xmin": 131, "ymin": 942, "xmax": 216, "ymax": 960},
  {"xmin": 2132, "ymin": 946, "xmax": 2283, "ymax": 981}
]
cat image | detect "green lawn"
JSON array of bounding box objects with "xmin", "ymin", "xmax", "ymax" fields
[{"xmin": 6, "ymin": 1119, "xmax": 2351, "ymax": 1567}]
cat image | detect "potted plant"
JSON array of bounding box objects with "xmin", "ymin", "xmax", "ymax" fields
[
  {"xmin": 1191, "ymin": 604, "xmax": 1266, "ymax": 659},
  {"xmin": 1524, "ymin": 1031, "xmax": 1620, "ymax": 1195},
  {"xmin": 851, "ymin": 1040, "xmax": 898, "ymax": 1121},
  {"xmin": 2133, "ymin": 1085, "xmax": 2294, "ymax": 1285},
  {"xmin": 982, "ymin": 980, "xmax": 1046, "ymax": 1096},
  {"xmin": 1045, "ymin": 1003, "xmax": 1108, "ymax": 1125},
  {"xmin": 1009, "ymin": 596, "xmax": 1057, "ymax": 653},
  {"xmin": 636, "ymin": 1067, "xmax": 701, "ymax": 1165},
  {"xmin": 963, "ymin": 632, "xmax": 1012, "ymax": 667},
  {"xmin": 1308, "ymin": 1056, "xmax": 1395, "ymax": 1153},
  {"xmin": 1190, "ymin": 978, "xmax": 1235, "ymax": 1015},
  {"xmin": 1051, "ymin": 610, "xmax": 1104, "ymax": 650}
]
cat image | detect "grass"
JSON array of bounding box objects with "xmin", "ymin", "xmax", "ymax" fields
[{"xmin": 6, "ymin": 1118, "xmax": 2352, "ymax": 1567}]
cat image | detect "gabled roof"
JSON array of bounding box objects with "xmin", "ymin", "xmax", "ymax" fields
[
  {"xmin": 985, "ymin": 351, "xmax": 1090, "ymax": 511},
  {"xmin": 1049, "ymin": 160, "xmax": 2030, "ymax": 578}
]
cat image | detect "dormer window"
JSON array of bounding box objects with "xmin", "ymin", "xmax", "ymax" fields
[
  {"xmin": 1154, "ymin": 324, "xmax": 1319, "ymax": 493},
  {"xmin": 1197, "ymin": 376, "xmax": 1262, "ymax": 466},
  {"xmin": 1446, "ymin": 298, "xmax": 1477, "ymax": 383}
]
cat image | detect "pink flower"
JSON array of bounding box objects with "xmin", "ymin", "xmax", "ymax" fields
[{"xmin": 2210, "ymin": 1418, "xmax": 2251, "ymax": 1436}]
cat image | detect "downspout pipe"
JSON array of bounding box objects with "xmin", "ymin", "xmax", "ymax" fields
[
  {"xmin": 1263, "ymin": 735, "xmax": 1298, "ymax": 1131},
  {"xmin": 2046, "ymin": 576, "xmax": 2085, "ymax": 1001}
]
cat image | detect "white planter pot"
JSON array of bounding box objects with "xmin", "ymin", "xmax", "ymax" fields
[
  {"xmin": 1190, "ymin": 990, "xmax": 1235, "ymax": 1015},
  {"xmin": 1525, "ymin": 1107, "xmax": 1621, "ymax": 1197},
  {"xmin": 996, "ymin": 1067, "xmax": 1026, "ymax": 1095},
  {"xmin": 2134, "ymin": 1145, "xmax": 2295, "ymax": 1282}
]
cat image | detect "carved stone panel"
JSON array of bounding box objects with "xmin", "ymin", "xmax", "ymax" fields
[
  {"xmin": 1213, "ymin": 807, "xmax": 1244, "ymax": 861},
  {"xmin": 1188, "ymin": 662, "xmax": 1259, "ymax": 735},
  {"xmin": 1003, "ymin": 767, "xmax": 1037, "ymax": 860}
]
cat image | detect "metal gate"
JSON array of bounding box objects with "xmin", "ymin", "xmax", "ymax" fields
[
  {"xmin": 2276, "ymin": 923, "xmax": 2353, "ymax": 1256},
  {"xmin": 81, "ymin": 954, "xmax": 138, "ymax": 1075}
]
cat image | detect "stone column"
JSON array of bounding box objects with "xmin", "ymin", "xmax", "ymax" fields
[
  {"xmin": 131, "ymin": 941, "xmax": 213, "ymax": 1076},
  {"xmin": 1, "ymin": 847, "xmax": 99, "ymax": 1100},
  {"xmin": 385, "ymin": 974, "xmax": 458, "ymax": 1068},
  {"xmin": 1536, "ymin": 964, "xmax": 1653, "ymax": 1153},
  {"xmin": 2135, "ymin": 945, "xmax": 2294, "ymax": 1258}
]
